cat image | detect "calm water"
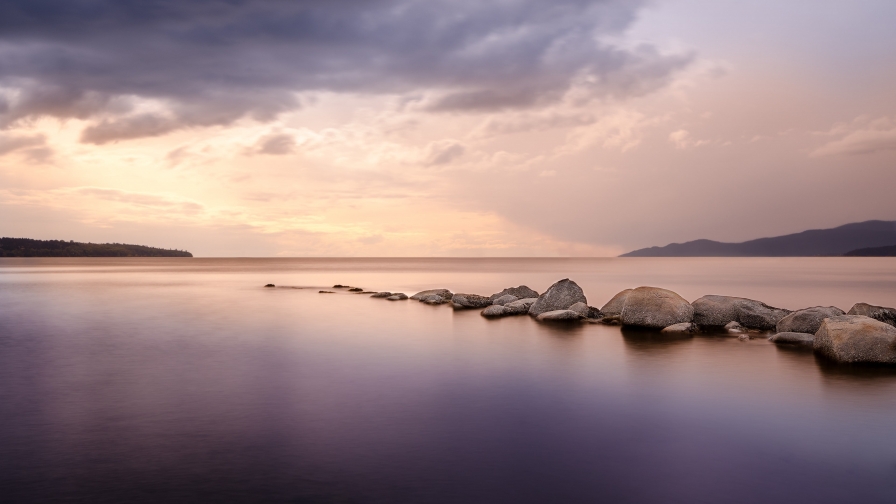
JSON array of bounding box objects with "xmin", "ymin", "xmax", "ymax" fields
[{"xmin": 1, "ymin": 257, "xmax": 896, "ymax": 504}]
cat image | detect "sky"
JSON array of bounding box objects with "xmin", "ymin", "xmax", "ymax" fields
[{"xmin": 1, "ymin": 0, "xmax": 895, "ymax": 256}]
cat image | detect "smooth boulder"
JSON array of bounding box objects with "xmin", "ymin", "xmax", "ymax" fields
[
  {"xmin": 620, "ymin": 286, "xmax": 694, "ymax": 329},
  {"xmin": 769, "ymin": 332, "xmax": 815, "ymax": 346},
  {"xmin": 692, "ymin": 295, "xmax": 790, "ymax": 330},
  {"xmin": 504, "ymin": 298, "xmax": 538, "ymax": 315},
  {"xmin": 492, "ymin": 294, "xmax": 519, "ymax": 306},
  {"xmin": 528, "ymin": 279, "xmax": 587, "ymax": 317},
  {"xmin": 451, "ymin": 293, "xmax": 492, "ymax": 309},
  {"xmin": 601, "ymin": 289, "xmax": 631, "ymax": 317},
  {"xmin": 421, "ymin": 295, "xmax": 446, "ymax": 305},
  {"xmin": 536, "ymin": 310, "xmax": 582, "ymax": 322},
  {"xmin": 411, "ymin": 289, "xmax": 453, "ymax": 303},
  {"xmin": 776, "ymin": 306, "xmax": 845, "ymax": 334},
  {"xmin": 814, "ymin": 315, "xmax": 896, "ymax": 364},
  {"xmin": 489, "ymin": 286, "xmax": 539, "ymax": 303},
  {"xmin": 481, "ymin": 305, "xmax": 508, "ymax": 318},
  {"xmin": 847, "ymin": 303, "xmax": 896, "ymax": 328}
]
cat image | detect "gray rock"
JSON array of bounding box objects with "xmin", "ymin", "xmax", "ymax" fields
[
  {"xmin": 598, "ymin": 315, "xmax": 621, "ymax": 325},
  {"xmin": 814, "ymin": 315, "xmax": 896, "ymax": 364},
  {"xmin": 348, "ymin": 287, "xmax": 363, "ymax": 292},
  {"xmin": 411, "ymin": 289, "xmax": 454, "ymax": 302},
  {"xmin": 451, "ymin": 293, "xmax": 492, "ymax": 309},
  {"xmin": 504, "ymin": 298, "xmax": 538, "ymax": 315},
  {"xmin": 737, "ymin": 334, "xmax": 751, "ymax": 341},
  {"xmin": 370, "ymin": 291, "xmax": 393, "ymax": 298},
  {"xmin": 492, "ymin": 294, "xmax": 519, "ymax": 306},
  {"xmin": 769, "ymin": 332, "xmax": 815, "ymax": 346},
  {"xmin": 481, "ymin": 305, "xmax": 508, "ymax": 318},
  {"xmin": 847, "ymin": 303, "xmax": 896, "ymax": 328},
  {"xmin": 319, "ymin": 290, "xmax": 335, "ymax": 294},
  {"xmin": 661, "ymin": 322, "xmax": 697, "ymax": 334},
  {"xmin": 725, "ymin": 321, "xmax": 746, "ymax": 334},
  {"xmin": 421, "ymin": 294, "xmax": 448, "ymax": 305},
  {"xmin": 387, "ymin": 293, "xmax": 408, "ymax": 301},
  {"xmin": 692, "ymin": 295, "xmax": 790, "ymax": 330},
  {"xmin": 601, "ymin": 289, "xmax": 632, "ymax": 317},
  {"xmin": 536, "ymin": 310, "xmax": 583, "ymax": 321},
  {"xmin": 528, "ymin": 279, "xmax": 587, "ymax": 317},
  {"xmin": 568, "ymin": 302, "xmax": 603, "ymax": 319},
  {"xmin": 776, "ymin": 306, "xmax": 845, "ymax": 334},
  {"xmin": 489, "ymin": 286, "xmax": 540, "ymax": 302},
  {"xmin": 264, "ymin": 284, "xmax": 275, "ymax": 288},
  {"xmin": 620, "ymin": 286, "xmax": 694, "ymax": 329}
]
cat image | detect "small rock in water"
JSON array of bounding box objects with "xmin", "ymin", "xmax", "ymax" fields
[
  {"xmin": 481, "ymin": 305, "xmax": 508, "ymax": 318},
  {"xmin": 661, "ymin": 322, "xmax": 697, "ymax": 334},
  {"xmin": 333, "ymin": 284, "xmax": 346, "ymax": 288},
  {"xmin": 814, "ymin": 315, "xmax": 896, "ymax": 364},
  {"xmin": 451, "ymin": 293, "xmax": 492, "ymax": 310},
  {"xmin": 724, "ymin": 321, "xmax": 746, "ymax": 334},
  {"xmin": 319, "ymin": 290, "xmax": 335, "ymax": 294},
  {"xmin": 776, "ymin": 306, "xmax": 845, "ymax": 334},
  {"xmin": 387, "ymin": 293, "xmax": 408, "ymax": 301},
  {"xmin": 348, "ymin": 287, "xmax": 363, "ymax": 292},
  {"xmin": 264, "ymin": 284, "xmax": 275, "ymax": 288},
  {"xmin": 492, "ymin": 294, "xmax": 519, "ymax": 306},
  {"xmin": 847, "ymin": 303, "xmax": 896, "ymax": 328},
  {"xmin": 598, "ymin": 315, "xmax": 621, "ymax": 325},
  {"xmin": 370, "ymin": 292, "xmax": 392, "ymax": 298},
  {"xmin": 422, "ymin": 294, "xmax": 448, "ymax": 305},
  {"xmin": 411, "ymin": 289, "xmax": 454, "ymax": 303},
  {"xmin": 536, "ymin": 309, "xmax": 583, "ymax": 322},
  {"xmin": 769, "ymin": 332, "xmax": 815, "ymax": 346},
  {"xmin": 504, "ymin": 298, "xmax": 538, "ymax": 315},
  {"xmin": 737, "ymin": 334, "xmax": 751, "ymax": 341},
  {"xmin": 489, "ymin": 286, "xmax": 539, "ymax": 303}
]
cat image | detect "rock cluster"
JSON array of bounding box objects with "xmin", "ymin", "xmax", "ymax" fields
[{"xmin": 692, "ymin": 295, "xmax": 790, "ymax": 330}]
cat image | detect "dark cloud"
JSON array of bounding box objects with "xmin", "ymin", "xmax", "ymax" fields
[
  {"xmin": 0, "ymin": 132, "xmax": 49, "ymax": 158},
  {"xmin": 0, "ymin": 0, "xmax": 690, "ymax": 142}
]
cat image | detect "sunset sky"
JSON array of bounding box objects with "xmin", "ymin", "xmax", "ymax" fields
[{"xmin": 1, "ymin": 0, "xmax": 895, "ymax": 256}]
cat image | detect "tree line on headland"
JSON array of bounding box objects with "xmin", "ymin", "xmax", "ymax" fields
[{"xmin": 0, "ymin": 238, "xmax": 192, "ymax": 257}]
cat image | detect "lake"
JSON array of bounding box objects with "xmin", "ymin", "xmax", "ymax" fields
[{"xmin": 1, "ymin": 257, "xmax": 895, "ymax": 503}]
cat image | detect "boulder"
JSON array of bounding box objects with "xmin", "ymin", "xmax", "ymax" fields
[
  {"xmin": 769, "ymin": 332, "xmax": 815, "ymax": 346},
  {"xmin": 387, "ymin": 293, "xmax": 408, "ymax": 301},
  {"xmin": 504, "ymin": 298, "xmax": 538, "ymax": 315},
  {"xmin": 451, "ymin": 293, "xmax": 492, "ymax": 310},
  {"xmin": 724, "ymin": 321, "xmax": 745, "ymax": 334},
  {"xmin": 411, "ymin": 289, "xmax": 454, "ymax": 302},
  {"xmin": 661, "ymin": 322, "xmax": 697, "ymax": 334},
  {"xmin": 421, "ymin": 295, "xmax": 447, "ymax": 305},
  {"xmin": 692, "ymin": 295, "xmax": 790, "ymax": 330},
  {"xmin": 814, "ymin": 315, "xmax": 896, "ymax": 364},
  {"xmin": 333, "ymin": 284, "xmax": 346, "ymax": 288},
  {"xmin": 481, "ymin": 305, "xmax": 508, "ymax": 318},
  {"xmin": 620, "ymin": 286, "xmax": 694, "ymax": 329},
  {"xmin": 776, "ymin": 306, "xmax": 845, "ymax": 334},
  {"xmin": 569, "ymin": 302, "xmax": 603, "ymax": 319},
  {"xmin": 601, "ymin": 289, "xmax": 631, "ymax": 317},
  {"xmin": 536, "ymin": 310, "xmax": 583, "ymax": 322},
  {"xmin": 490, "ymin": 286, "xmax": 539, "ymax": 303},
  {"xmin": 492, "ymin": 294, "xmax": 519, "ymax": 306},
  {"xmin": 528, "ymin": 279, "xmax": 587, "ymax": 317},
  {"xmin": 847, "ymin": 303, "xmax": 896, "ymax": 328},
  {"xmin": 370, "ymin": 291, "xmax": 393, "ymax": 298}
]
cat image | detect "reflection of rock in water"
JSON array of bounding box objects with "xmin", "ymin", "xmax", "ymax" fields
[
  {"xmin": 620, "ymin": 326, "xmax": 693, "ymax": 355},
  {"xmin": 813, "ymin": 352, "xmax": 896, "ymax": 382}
]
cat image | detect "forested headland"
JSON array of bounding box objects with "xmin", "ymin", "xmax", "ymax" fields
[{"xmin": 0, "ymin": 238, "xmax": 193, "ymax": 257}]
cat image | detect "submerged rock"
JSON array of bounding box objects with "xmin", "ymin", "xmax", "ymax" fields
[
  {"xmin": 692, "ymin": 295, "xmax": 790, "ymax": 330},
  {"xmin": 601, "ymin": 289, "xmax": 632, "ymax": 317},
  {"xmin": 370, "ymin": 291, "xmax": 392, "ymax": 298},
  {"xmin": 847, "ymin": 303, "xmax": 896, "ymax": 328},
  {"xmin": 451, "ymin": 293, "xmax": 492, "ymax": 309},
  {"xmin": 411, "ymin": 289, "xmax": 454, "ymax": 303},
  {"xmin": 776, "ymin": 306, "xmax": 845, "ymax": 334},
  {"xmin": 504, "ymin": 298, "xmax": 538, "ymax": 315},
  {"xmin": 528, "ymin": 279, "xmax": 587, "ymax": 317},
  {"xmin": 661, "ymin": 322, "xmax": 697, "ymax": 334},
  {"xmin": 481, "ymin": 305, "xmax": 508, "ymax": 318},
  {"xmin": 489, "ymin": 286, "xmax": 539, "ymax": 303},
  {"xmin": 492, "ymin": 294, "xmax": 519, "ymax": 306},
  {"xmin": 319, "ymin": 290, "xmax": 335, "ymax": 294},
  {"xmin": 814, "ymin": 315, "xmax": 896, "ymax": 364},
  {"xmin": 620, "ymin": 286, "xmax": 694, "ymax": 329},
  {"xmin": 536, "ymin": 309, "xmax": 583, "ymax": 321},
  {"xmin": 387, "ymin": 293, "xmax": 408, "ymax": 301},
  {"xmin": 769, "ymin": 332, "xmax": 815, "ymax": 346}
]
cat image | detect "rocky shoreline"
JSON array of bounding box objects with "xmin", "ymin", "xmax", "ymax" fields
[{"xmin": 298, "ymin": 280, "xmax": 896, "ymax": 366}]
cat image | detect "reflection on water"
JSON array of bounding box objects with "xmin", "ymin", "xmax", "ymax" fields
[{"xmin": 1, "ymin": 258, "xmax": 896, "ymax": 504}]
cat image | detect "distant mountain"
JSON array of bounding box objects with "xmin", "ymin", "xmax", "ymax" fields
[
  {"xmin": 621, "ymin": 220, "xmax": 896, "ymax": 257},
  {"xmin": 0, "ymin": 238, "xmax": 193, "ymax": 257},
  {"xmin": 843, "ymin": 244, "xmax": 896, "ymax": 257}
]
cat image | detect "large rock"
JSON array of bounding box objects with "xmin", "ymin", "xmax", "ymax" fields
[
  {"xmin": 489, "ymin": 286, "xmax": 539, "ymax": 303},
  {"xmin": 536, "ymin": 310, "xmax": 583, "ymax": 322},
  {"xmin": 451, "ymin": 293, "xmax": 492, "ymax": 310},
  {"xmin": 504, "ymin": 298, "xmax": 538, "ymax": 315},
  {"xmin": 492, "ymin": 294, "xmax": 519, "ymax": 306},
  {"xmin": 814, "ymin": 315, "xmax": 896, "ymax": 364},
  {"xmin": 776, "ymin": 306, "xmax": 845, "ymax": 334},
  {"xmin": 847, "ymin": 303, "xmax": 896, "ymax": 328},
  {"xmin": 410, "ymin": 289, "xmax": 453, "ymax": 303},
  {"xmin": 481, "ymin": 305, "xmax": 508, "ymax": 318},
  {"xmin": 528, "ymin": 279, "xmax": 587, "ymax": 317},
  {"xmin": 769, "ymin": 332, "xmax": 815, "ymax": 346},
  {"xmin": 620, "ymin": 286, "xmax": 694, "ymax": 329},
  {"xmin": 601, "ymin": 289, "xmax": 631, "ymax": 317},
  {"xmin": 569, "ymin": 302, "xmax": 602, "ymax": 319},
  {"xmin": 692, "ymin": 295, "xmax": 790, "ymax": 330}
]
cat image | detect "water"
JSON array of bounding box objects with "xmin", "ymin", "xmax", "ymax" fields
[{"xmin": 1, "ymin": 257, "xmax": 895, "ymax": 504}]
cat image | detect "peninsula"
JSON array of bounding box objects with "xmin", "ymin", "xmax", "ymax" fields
[{"xmin": 0, "ymin": 238, "xmax": 193, "ymax": 257}]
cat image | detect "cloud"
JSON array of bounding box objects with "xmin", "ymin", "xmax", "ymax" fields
[
  {"xmin": 0, "ymin": 0, "xmax": 690, "ymax": 142},
  {"xmin": 668, "ymin": 129, "xmax": 708, "ymax": 150},
  {"xmin": 0, "ymin": 132, "xmax": 52, "ymax": 161},
  {"xmin": 812, "ymin": 117, "xmax": 896, "ymax": 157},
  {"xmin": 424, "ymin": 140, "xmax": 465, "ymax": 166},
  {"xmin": 252, "ymin": 133, "xmax": 297, "ymax": 156}
]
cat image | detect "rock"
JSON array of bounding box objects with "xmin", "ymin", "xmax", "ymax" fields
[
  {"xmin": 421, "ymin": 295, "xmax": 448, "ymax": 305},
  {"xmin": 598, "ymin": 315, "xmax": 621, "ymax": 325},
  {"xmin": 492, "ymin": 294, "xmax": 519, "ymax": 306},
  {"xmin": 360, "ymin": 291, "xmax": 375, "ymax": 294},
  {"xmin": 776, "ymin": 306, "xmax": 846, "ymax": 334},
  {"xmin": 814, "ymin": 315, "xmax": 896, "ymax": 364},
  {"xmin": 489, "ymin": 286, "xmax": 539, "ymax": 303},
  {"xmin": 724, "ymin": 321, "xmax": 746, "ymax": 334},
  {"xmin": 620, "ymin": 286, "xmax": 694, "ymax": 329},
  {"xmin": 264, "ymin": 284, "xmax": 275, "ymax": 288},
  {"xmin": 370, "ymin": 292, "xmax": 392, "ymax": 298},
  {"xmin": 568, "ymin": 302, "xmax": 603, "ymax": 319},
  {"xmin": 451, "ymin": 293, "xmax": 492, "ymax": 309},
  {"xmin": 536, "ymin": 310, "xmax": 583, "ymax": 321},
  {"xmin": 769, "ymin": 332, "xmax": 815, "ymax": 346},
  {"xmin": 481, "ymin": 305, "xmax": 508, "ymax": 318},
  {"xmin": 411, "ymin": 289, "xmax": 454, "ymax": 302},
  {"xmin": 319, "ymin": 290, "xmax": 335, "ymax": 294},
  {"xmin": 661, "ymin": 322, "xmax": 697, "ymax": 334},
  {"xmin": 601, "ymin": 289, "xmax": 632, "ymax": 317},
  {"xmin": 692, "ymin": 295, "xmax": 790, "ymax": 330},
  {"xmin": 737, "ymin": 334, "xmax": 751, "ymax": 341},
  {"xmin": 847, "ymin": 303, "xmax": 896, "ymax": 328},
  {"xmin": 387, "ymin": 293, "xmax": 408, "ymax": 301},
  {"xmin": 528, "ymin": 279, "xmax": 587, "ymax": 317},
  {"xmin": 504, "ymin": 298, "xmax": 538, "ymax": 315},
  {"xmin": 333, "ymin": 284, "xmax": 346, "ymax": 288},
  {"xmin": 348, "ymin": 287, "xmax": 363, "ymax": 292}
]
